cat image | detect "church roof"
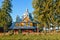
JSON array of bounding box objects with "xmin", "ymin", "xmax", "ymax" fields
[
  {"xmin": 9, "ymin": 26, "xmax": 37, "ymax": 30},
  {"xmin": 9, "ymin": 22, "xmax": 15, "ymax": 29},
  {"xmin": 16, "ymin": 15, "xmax": 22, "ymax": 22},
  {"xmin": 9, "ymin": 9, "xmax": 38, "ymax": 29},
  {"xmin": 22, "ymin": 8, "xmax": 33, "ymax": 21},
  {"xmin": 9, "ymin": 22, "xmax": 37, "ymax": 29},
  {"xmin": 9, "ymin": 21, "xmax": 39, "ymax": 30},
  {"xmin": 15, "ymin": 9, "xmax": 33, "ymax": 22}
]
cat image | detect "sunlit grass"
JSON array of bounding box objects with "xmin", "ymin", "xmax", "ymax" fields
[{"xmin": 0, "ymin": 33, "xmax": 60, "ymax": 40}]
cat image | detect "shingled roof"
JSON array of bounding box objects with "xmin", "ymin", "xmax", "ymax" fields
[{"xmin": 9, "ymin": 9, "xmax": 38, "ymax": 29}]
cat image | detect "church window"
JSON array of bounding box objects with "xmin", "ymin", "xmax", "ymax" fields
[
  {"xmin": 20, "ymin": 23, "xmax": 24, "ymax": 26},
  {"xmin": 30, "ymin": 23, "xmax": 33, "ymax": 26},
  {"xmin": 15, "ymin": 23, "xmax": 19, "ymax": 26}
]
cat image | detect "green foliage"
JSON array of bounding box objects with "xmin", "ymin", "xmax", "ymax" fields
[
  {"xmin": 0, "ymin": 0, "xmax": 12, "ymax": 30},
  {"xmin": 32, "ymin": 0, "xmax": 60, "ymax": 32}
]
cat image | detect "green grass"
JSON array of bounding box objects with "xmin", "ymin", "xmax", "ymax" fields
[{"xmin": 0, "ymin": 33, "xmax": 60, "ymax": 40}]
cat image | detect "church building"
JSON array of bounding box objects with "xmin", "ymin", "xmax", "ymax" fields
[{"xmin": 9, "ymin": 9, "xmax": 39, "ymax": 34}]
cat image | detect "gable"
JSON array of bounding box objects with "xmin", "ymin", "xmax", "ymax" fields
[{"xmin": 23, "ymin": 16, "xmax": 31, "ymax": 22}]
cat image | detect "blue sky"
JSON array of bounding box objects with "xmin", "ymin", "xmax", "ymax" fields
[{"xmin": 0, "ymin": 0, "xmax": 34, "ymax": 22}]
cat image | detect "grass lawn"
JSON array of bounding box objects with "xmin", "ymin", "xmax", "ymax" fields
[{"xmin": 0, "ymin": 33, "xmax": 60, "ymax": 40}]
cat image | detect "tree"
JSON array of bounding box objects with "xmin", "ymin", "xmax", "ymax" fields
[
  {"xmin": 32, "ymin": 0, "xmax": 60, "ymax": 33},
  {"xmin": 49, "ymin": 0, "xmax": 60, "ymax": 32},
  {"xmin": 0, "ymin": 0, "xmax": 12, "ymax": 33},
  {"xmin": 32, "ymin": 0, "xmax": 51, "ymax": 33}
]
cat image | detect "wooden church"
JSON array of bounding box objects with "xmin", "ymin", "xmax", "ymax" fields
[{"xmin": 9, "ymin": 9, "xmax": 39, "ymax": 34}]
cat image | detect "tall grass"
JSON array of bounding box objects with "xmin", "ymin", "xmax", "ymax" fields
[{"xmin": 0, "ymin": 33, "xmax": 60, "ymax": 40}]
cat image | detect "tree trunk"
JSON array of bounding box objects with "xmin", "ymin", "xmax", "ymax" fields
[
  {"xmin": 37, "ymin": 24, "xmax": 39, "ymax": 33},
  {"xmin": 37, "ymin": 28, "xmax": 39, "ymax": 33},
  {"xmin": 4, "ymin": 25, "xmax": 7, "ymax": 35},
  {"xmin": 43, "ymin": 27, "xmax": 46, "ymax": 33},
  {"xmin": 4, "ymin": 26, "xmax": 6, "ymax": 35},
  {"xmin": 58, "ymin": 26, "xmax": 59, "ymax": 30},
  {"xmin": 53, "ymin": 26, "xmax": 56, "ymax": 33},
  {"xmin": 48, "ymin": 26, "xmax": 50, "ymax": 33}
]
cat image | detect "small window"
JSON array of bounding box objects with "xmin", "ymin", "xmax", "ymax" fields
[
  {"xmin": 30, "ymin": 23, "xmax": 33, "ymax": 26},
  {"xmin": 15, "ymin": 23, "xmax": 19, "ymax": 26},
  {"xmin": 26, "ymin": 23, "xmax": 28, "ymax": 27},
  {"xmin": 20, "ymin": 23, "xmax": 24, "ymax": 26}
]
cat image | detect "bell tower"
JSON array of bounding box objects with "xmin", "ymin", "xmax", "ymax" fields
[{"xmin": 22, "ymin": 8, "xmax": 30, "ymax": 22}]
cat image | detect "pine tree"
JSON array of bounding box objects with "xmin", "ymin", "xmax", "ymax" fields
[{"xmin": 0, "ymin": 0, "xmax": 12, "ymax": 33}]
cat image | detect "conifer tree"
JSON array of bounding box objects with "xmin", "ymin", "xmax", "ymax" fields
[{"xmin": 0, "ymin": 0, "xmax": 12, "ymax": 32}]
